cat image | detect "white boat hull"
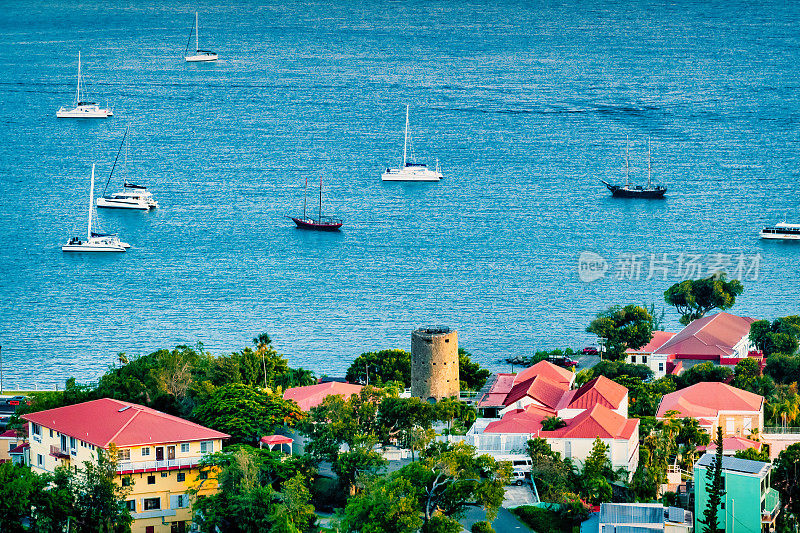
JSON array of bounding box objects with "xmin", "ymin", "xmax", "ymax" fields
[
  {"xmin": 381, "ymin": 169, "xmax": 443, "ymax": 182},
  {"xmin": 62, "ymin": 243, "xmax": 127, "ymax": 252},
  {"xmin": 56, "ymin": 105, "xmax": 113, "ymax": 118},
  {"xmin": 185, "ymin": 53, "xmax": 218, "ymax": 62},
  {"xmin": 96, "ymin": 197, "xmax": 154, "ymax": 210},
  {"xmin": 761, "ymin": 232, "xmax": 800, "ymax": 240}
]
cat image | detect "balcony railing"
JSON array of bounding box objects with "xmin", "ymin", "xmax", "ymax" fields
[
  {"xmin": 763, "ymin": 426, "xmax": 800, "ymax": 435},
  {"xmin": 762, "ymin": 488, "xmax": 780, "ymax": 523},
  {"xmin": 117, "ymin": 456, "xmax": 202, "ymax": 474},
  {"xmin": 49, "ymin": 445, "xmax": 70, "ymax": 459}
]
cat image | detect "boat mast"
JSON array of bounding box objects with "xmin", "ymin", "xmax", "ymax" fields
[
  {"xmin": 76, "ymin": 52, "xmax": 82, "ymax": 105},
  {"xmin": 88, "ymin": 164, "xmax": 95, "ymax": 240},
  {"xmin": 303, "ymin": 176, "xmax": 308, "ymax": 219},
  {"xmin": 647, "ymin": 137, "xmax": 652, "ymax": 188},
  {"xmin": 195, "ymin": 12, "xmax": 199, "ymax": 53},
  {"xmin": 403, "ymin": 104, "xmax": 409, "ymax": 167},
  {"xmin": 625, "ymin": 135, "xmax": 630, "ymax": 187},
  {"xmin": 103, "ymin": 126, "xmax": 128, "ymax": 197},
  {"xmin": 318, "ymin": 176, "xmax": 323, "ymax": 222}
]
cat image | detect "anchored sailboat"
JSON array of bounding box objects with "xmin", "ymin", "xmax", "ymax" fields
[
  {"xmin": 62, "ymin": 164, "xmax": 130, "ymax": 252},
  {"xmin": 286, "ymin": 177, "xmax": 343, "ymax": 231},
  {"xmin": 184, "ymin": 12, "xmax": 218, "ymax": 62},
  {"xmin": 600, "ymin": 137, "xmax": 666, "ymax": 198},
  {"xmin": 97, "ymin": 126, "xmax": 159, "ymax": 210},
  {"xmin": 56, "ymin": 52, "xmax": 113, "ymax": 118},
  {"xmin": 381, "ymin": 105, "xmax": 443, "ymax": 182}
]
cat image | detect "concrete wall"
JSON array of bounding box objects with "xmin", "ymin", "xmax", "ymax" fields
[{"xmin": 411, "ymin": 327, "xmax": 459, "ymax": 401}]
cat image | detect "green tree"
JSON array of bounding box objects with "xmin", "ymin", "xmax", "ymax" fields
[
  {"xmin": 664, "ymin": 274, "xmax": 744, "ymax": 326},
  {"xmin": 731, "ymin": 357, "xmax": 760, "ymax": 392},
  {"xmin": 586, "ymin": 305, "xmax": 654, "ymax": 361},
  {"xmin": 699, "ymin": 426, "xmax": 726, "ymax": 533},
  {"xmin": 471, "ymin": 521, "xmax": 495, "ymax": 533},
  {"xmin": 192, "ymin": 384, "xmax": 305, "ymax": 445},
  {"xmin": 733, "ymin": 447, "xmax": 769, "ymax": 462},
  {"xmin": 582, "ymin": 438, "xmax": 613, "ymax": 482},
  {"xmin": 432, "ymin": 397, "xmax": 476, "ymax": 435},
  {"xmin": 765, "ymin": 354, "xmax": 800, "ymax": 384},
  {"xmin": 346, "ymin": 349, "xmax": 412, "ymax": 386},
  {"xmin": 750, "ymin": 317, "xmax": 800, "ymax": 356},
  {"xmin": 459, "ymin": 348, "xmax": 491, "ymax": 390},
  {"xmin": 541, "ymin": 416, "xmax": 566, "ymax": 431},
  {"xmin": 773, "ymin": 443, "xmax": 800, "ymax": 522},
  {"xmin": 526, "ymin": 439, "xmax": 576, "ymax": 502},
  {"xmin": 337, "ymin": 475, "xmax": 423, "ymax": 533},
  {"xmin": 676, "ymin": 362, "xmax": 733, "ymax": 388},
  {"xmin": 68, "ymin": 449, "xmax": 133, "ymax": 533}
]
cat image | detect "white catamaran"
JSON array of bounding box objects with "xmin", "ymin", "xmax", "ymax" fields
[
  {"xmin": 185, "ymin": 12, "xmax": 218, "ymax": 62},
  {"xmin": 62, "ymin": 164, "xmax": 130, "ymax": 252},
  {"xmin": 381, "ymin": 105, "xmax": 443, "ymax": 182},
  {"xmin": 97, "ymin": 126, "xmax": 159, "ymax": 210},
  {"xmin": 56, "ymin": 52, "xmax": 113, "ymax": 118}
]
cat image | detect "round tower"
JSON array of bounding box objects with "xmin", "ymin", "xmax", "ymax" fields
[{"xmin": 411, "ymin": 326, "xmax": 459, "ymax": 402}]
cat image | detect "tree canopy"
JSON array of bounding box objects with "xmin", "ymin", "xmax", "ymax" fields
[
  {"xmin": 750, "ymin": 316, "xmax": 800, "ymax": 357},
  {"xmin": 664, "ymin": 274, "xmax": 744, "ymax": 325},
  {"xmin": 586, "ymin": 305, "xmax": 654, "ymax": 361}
]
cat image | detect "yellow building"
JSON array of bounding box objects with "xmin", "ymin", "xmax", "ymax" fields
[
  {"xmin": 22, "ymin": 398, "xmax": 228, "ymax": 533},
  {"xmin": 0, "ymin": 429, "xmax": 24, "ymax": 463}
]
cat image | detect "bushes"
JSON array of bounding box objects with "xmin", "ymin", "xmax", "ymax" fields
[
  {"xmin": 512, "ymin": 505, "xmax": 583, "ymax": 533},
  {"xmin": 471, "ymin": 521, "xmax": 495, "ymax": 533}
]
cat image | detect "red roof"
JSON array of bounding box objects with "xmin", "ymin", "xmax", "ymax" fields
[
  {"xmin": 697, "ymin": 436, "xmax": 762, "ymax": 453},
  {"xmin": 656, "ymin": 382, "xmax": 763, "ymax": 419},
  {"xmin": 260, "ymin": 435, "xmax": 293, "ymax": 445},
  {"xmin": 514, "ymin": 361, "xmax": 573, "ymax": 387},
  {"xmin": 21, "ymin": 398, "xmax": 229, "ymax": 448},
  {"xmin": 283, "ymin": 382, "xmax": 363, "ymax": 411},
  {"xmin": 654, "ymin": 313, "xmax": 755, "ymax": 358},
  {"xmin": 9, "ymin": 442, "xmax": 28, "ymax": 454},
  {"xmin": 505, "ymin": 375, "xmax": 568, "ymax": 409},
  {"xmin": 541, "ymin": 404, "xmax": 638, "ymax": 440},
  {"xmin": 483, "ymin": 404, "xmax": 554, "ymax": 434},
  {"xmin": 627, "ymin": 331, "xmax": 676, "ymax": 353},
  {"xmin": 557, "ymin": 376, "xmax": 627, "ymax": 411},
  {"xmin": 477, "ymin": 373, "xmax": 516, "ymax": 407},
  {"xmin": 0, "ymin": 430, "xmax": 18, "ymax": 439}
]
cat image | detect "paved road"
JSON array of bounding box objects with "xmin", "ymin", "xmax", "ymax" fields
[{"xmin": 460, "ymin": 506, "xmax": 534, "ymax": 533}]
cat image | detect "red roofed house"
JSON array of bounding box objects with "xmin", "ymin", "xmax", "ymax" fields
[
  {"xmin": 283, "ymin": 381, "xmax": 363, "ymax": 412},
  {"xmin": 477, "ymin": 361, "xmax": 575, "ymax": 418},
  {"xmin": 653, "ymin": 312, "xmax": 758, "ymax": 368},
  {"xmin": 696, "ymin": 436, "xmax": 762, "ymax": 456},
  {"xmin": 656, "ymin": 382, "xmax": 764, "ymax": 438},
  {"xmin": 0, "ymin": 429, "xmax": 24, "ymax": 463},
  {"xmin": 625, "ymin": 331, "xmax": 678, "ymax": 378},
  {"xmin": 22, "ymin": 398, "xmax": 229, "ymax": 533},
  {"xmin": 555, "ymin": 376, "xmax": 629, "ymax": 419}
]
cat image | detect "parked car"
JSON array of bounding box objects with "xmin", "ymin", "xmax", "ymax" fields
[
  {"xmin": 5, "ymin": 396, "xmax": 28, "ymax": 407},
  {"xmin": 547, "ymin": 355, "xmax": 579, "ymax": 368},
  {"xmin": 581, "ymin": 346, "xmax": 599, "ymax": 355},
  {"xmin": 510, "ymin": 470, "xmax": 527, "ymax": 486}
]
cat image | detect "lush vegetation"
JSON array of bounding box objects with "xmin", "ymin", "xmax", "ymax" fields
[
  {"xmin": 586, "ymin": 304, "xmax": 654, "ymax": 361},
  {"xmin": 512, "ymin": 504, "xmax": 587, "ymax": 533},
  {"xmin": 345, "ymin": 347, "xmax": 491, "ymax": 391},
  {"xmin": 663, "ymin": 274, "xmax": 744, "ymax": 325}
]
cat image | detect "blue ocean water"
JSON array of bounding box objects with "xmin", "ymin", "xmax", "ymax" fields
[{"xmin": 0, "ymin": 0, "xmax": 798, "ymax": 388}]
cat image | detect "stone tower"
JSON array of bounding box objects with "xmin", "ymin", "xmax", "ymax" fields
[{"xmin": 411, "ymin": 326, "xmax": 459, "ymax": 402}]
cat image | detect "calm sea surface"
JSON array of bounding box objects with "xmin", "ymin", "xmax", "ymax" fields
[{"xmin": 1, "ymin": 0, "xmax": 799, "ymax": 388}]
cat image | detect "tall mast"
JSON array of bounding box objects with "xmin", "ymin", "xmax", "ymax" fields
[
  {"xmin": 625, "ymin": 135, "xmax": 630, "ymax": 187},
  {"xmin": 195, "ymin": 12, "xmax": 199, "ymax": 52},
  {"xmin": 647, "ymin": 137, "xmax": 652, "ymax": 187},
  {"xmin": 76, "ymin": 52, "xmax": 82, "ymax": 105},
  {"xmin": 303, "ymin": 176, "xmax": 308, "ymax": 219},
  {"xmin": 403, "ymin": 104, "xmax": 409, "ymax": 167},
  {"xmin": 318, "ymin": 176, "xmax": 323, "ymax": 222},
  {"xmin": 88, "ymin": 164, "xmax": 95, "ymax": 240}
]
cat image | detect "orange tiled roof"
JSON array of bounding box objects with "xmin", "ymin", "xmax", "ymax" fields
[
  {"xmin": 656, "ymin": 382, "xmax": 763, "ymax": 419},
  {"xmin": 505, "ymin": 375, "xmax": 569, "ymax": 409},
  {"xmin": 513, "ymin": 360, "xmax": 574, "ymax": 386},
  {"xmin": 627, "ymin": 331, "xmax": 676, "ymax": 353},
  {"xmin": 654, "ymin": 313, "xmax": 755, "ymax": 357},
  {"xmin": 541, "ymin": 404, "xmax": 638, "ymax": 440},
  {"xmin": 557, "ymin": 376, "xmax": 628, "ymax": 411}
]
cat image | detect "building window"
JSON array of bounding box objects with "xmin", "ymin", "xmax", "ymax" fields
[
  {"xmin": 565, "ymin": 441, "xmax": 572, "ymax": 459},
  {"xmin": 143, "ymin": 497, "xmax": 161, "ymax": 511},
  {"xmin": 200, "ymin": 441, "xmax": 213, "ymax": 454},
  {"xmin": 126, "ymin": 500, "xmax": 136, "ymax": 512},
  {"xmin": 121, "ymin": 477, "xmax": 132, "ymax": 487},
  {"xmin": 118, "ymin": 449, "xmax": 131, "ymax": 461},
  {"xmin": 177, "ymin": 472, "xmax": 186, "ymax": 482},
  {"xmin": 642, "ymin": 356, "xmax": 648, "ymax": 364},
  {"xmin": 31, "ymin": 424, "xmax": 41, "ymax": 442},
  {"xmin": 658, "ymin": 363, "xmax": 664, "ymax": 373},
  {"xmin": 631, "ymin": 355, "xmax": 636, "ymax": 363},
  {"xmin": 726, "ymin": 418, "xmax": 735, "ymax": 435},
  {"xmin": 141, "ymin": 447, "xmax": 150, "ymax": 457},
  {"xmin": 199, "ymin": 471, "xmax": 208, "ymax": 480},
  {"xmin": 147, "ymin": 475, "xmax": 156, "ymax": 485},
  {"xmin": 37, "ymin": 454, "xmax": 43, "ymax": 466},
  {"xmin": 180, "ymin": 443, "xmax": 190, "ymax": 453},
  {"xmin": 49, "ymin": 429, "xmax": 53, "ymax": 438},
  {"xmin": 161, "ymin": 472, "xmax": 169, "ymax": 478}
]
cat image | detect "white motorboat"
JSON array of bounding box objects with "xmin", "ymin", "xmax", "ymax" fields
[
  {"xmin": 381, "ymin": 105, "xmax": 443, "ymax": 182},
  {"xmin": 97, "ymin": 127, "xmax": 159, "ymax": 210},
  {"xmin": 62, "ymin": 164, "xmax": 129, "ymax": 253},
  {"xmin": 56, "ymin": 52, "xmax": 113, "ymax": 118},
  {"xmin": 185, "ymin": 12, "xmax": 218, "ymax": 62},
  {"xmin": 760, "ymin": 222, "xmax": 800, "ymax": 240}
]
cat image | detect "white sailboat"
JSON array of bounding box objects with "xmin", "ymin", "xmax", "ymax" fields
[
  {"xmin": 62, "ymin": 164, "xmax": 130, "ymax": 253},
  {"xmin": 184, "ymin": 12, "xmax": 218, "ymax": 62},
  {"xmin": 381, "ymin": 105, "xmax": 443, "ymax": 182},
  {"xmin": 97, "ymin": 126, "xmax": 159, "ymax": 210},
  {"xmin": 56, "ymin": 52, "xmax": 113, "ymax": 119}
]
